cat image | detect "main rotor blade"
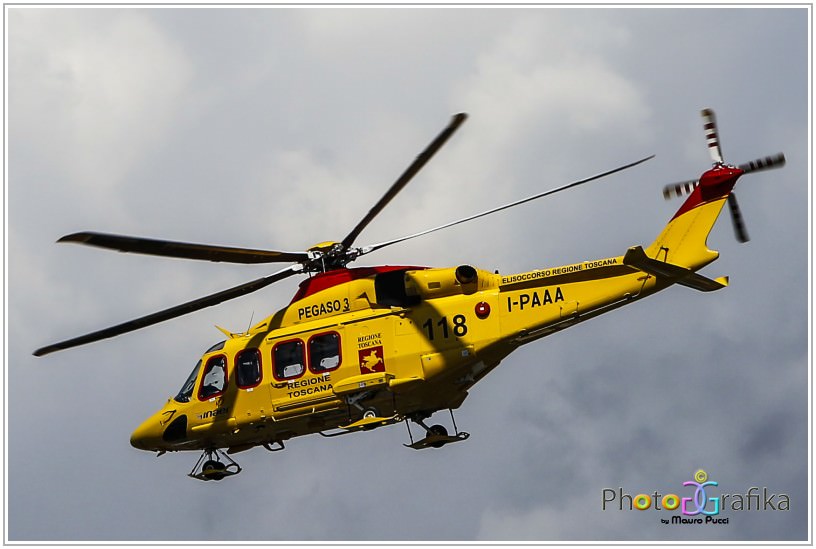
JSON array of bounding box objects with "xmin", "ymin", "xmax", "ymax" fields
[
  {"xmin": 340, "ymin": 113, "xmax": 468, "ymax": 250},
  {"xmin": 360, "ymin": 154, "xmax": 655, "ymax": 256},
  {"xmin": 727, "ymin": 193, "xmax": 750, "ymax": 243},
  {"xmin": 701, "ymin": 108, "xmax": 724, "ymax": 164},
  {"xmin": 33, "ymin": 265, "xmax": 301, "ymax": 357},
  {"xmin": 58, "ymin": 232, "xmax": 310, "ymax": 264},
  {"xmin": 738, "ymin": 153, "xmax": 786, "ymax": 174}
]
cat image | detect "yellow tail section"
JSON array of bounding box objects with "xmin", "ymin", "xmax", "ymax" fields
[{"xmin": 645, "ymin": 184, "xmax": 733, "ymax": 271}]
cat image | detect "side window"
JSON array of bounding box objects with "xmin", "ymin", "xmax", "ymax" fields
[
  {"xmin": 199, "ymin": 355, "xmax": 227, "ymax": 400},
  {"xmin": 273, "ymin": 340, "xmax": 305, "ymax": 380},
  {"xmin": 309, "ymin": 332, "xmax": 341, "ymax": 373},
  {"xmin": 236, "ymin": 349, "xmax": 262, "ymax": 389}
]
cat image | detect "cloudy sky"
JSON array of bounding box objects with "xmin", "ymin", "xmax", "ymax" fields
[{"xmin": 6, "ymin": 5, "xmax": 810, "ymax": 542}]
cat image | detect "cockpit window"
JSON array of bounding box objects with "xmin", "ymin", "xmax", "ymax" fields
[
  {"xmin": 175, "ymin": 360, "xmax": 202, "ymax": 403},
  {"xmin": 199, "ymin": 355, "xmax": 228, "ymax": 400},
  {"xmin": 206, "ymin": 340, "xmax": 226, "ymax": 353}
]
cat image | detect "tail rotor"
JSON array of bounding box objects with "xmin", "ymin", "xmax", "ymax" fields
[{"xmin": 661, "ymin": 108, "xmax": 786, "ymax": 244}]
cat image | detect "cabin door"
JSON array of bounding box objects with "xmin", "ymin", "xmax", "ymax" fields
[{"xmin": 267, "ymin": 331, "xmax": 345, "ymax": 418}]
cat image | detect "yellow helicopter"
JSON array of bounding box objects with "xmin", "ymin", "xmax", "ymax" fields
[{"xmin": 34, "ymin": 109, "xmax": 785, "ymax": 481}]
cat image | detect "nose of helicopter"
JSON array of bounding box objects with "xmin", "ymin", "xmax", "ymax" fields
[
  {"xmin": 132, "ymin": 409, "xmax": 191, "ymax": 451},
  {"xmin": 131, "ymin": 400, "xmax": 191, "ymax": 451},
  {"xmin": 130, "ymin": 414, "xmax": 165, "ymax": 451}
]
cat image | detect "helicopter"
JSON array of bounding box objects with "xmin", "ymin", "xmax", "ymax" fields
[{"xmin": 34, "ymin": 109, "xmax": 785, "ymax": 481}]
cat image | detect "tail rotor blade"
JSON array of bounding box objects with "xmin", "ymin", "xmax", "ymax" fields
[
  {"xmin": 739, "ymin": 153, "xmax": 786, "ymax": 174},
  {"xmin": 702, "ymin": 108, "xmax": 724, "ymax": 164},
  {"xmin": 727, "ymin": 193, "xmax": 750, "ymax": 243},
  {"xmin": 662, "ymin": 179, "xmax": 699, "ymax": 200}
]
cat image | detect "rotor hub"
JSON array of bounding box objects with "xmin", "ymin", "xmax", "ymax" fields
[
  {"xmin": 307, "ymin": 241, "xmax": 341, "ymax": 254},
  {"xmin": 305, "ymin": 241, "xmax": 361, "ymax": 272}
]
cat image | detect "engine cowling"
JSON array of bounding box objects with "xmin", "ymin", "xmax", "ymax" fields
[{"xmin": 404, "ymin": 265, "xmax": 482, "ymax": 299}]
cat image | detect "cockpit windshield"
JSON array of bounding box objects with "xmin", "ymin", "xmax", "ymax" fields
[
  {"xmin": 173, "ymin": 341, "xmax": 227, "ymax": 403},
  {"xmin": 206, "ymin": 340, "xmax": 226, "ymax": 353},
  {"xmin": 175, "ymin": 359, "xmax": 202, "ymax": 403}
]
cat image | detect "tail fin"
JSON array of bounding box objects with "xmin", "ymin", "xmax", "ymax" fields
[
  {"xmin": 644, "ymin": 171, "xmax": 738, "ymax": 270},
  {"xmin": 645, "ymin": 107, "xmax": 786, "ymax": 270}
]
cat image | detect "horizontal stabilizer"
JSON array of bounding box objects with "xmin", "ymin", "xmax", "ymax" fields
[{"xmin": 623, "ymin": 246, "xmax": 728, "ymax": 292}]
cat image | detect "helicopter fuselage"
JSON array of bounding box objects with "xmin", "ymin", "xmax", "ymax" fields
[{"xmin": 130, "ymin": 255, "xmax": 663, "ymax": 454}]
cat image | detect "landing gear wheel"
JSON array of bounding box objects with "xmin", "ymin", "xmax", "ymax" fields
[
  {"xmin": 362, "ymin": 407, "xmax": 379, "ymax": 419},
  {"xmin": 403, "ymin": 410, "xmax": 470, "ymax": 450},
  {"xmin": 189, "ymin": 448, "xmax": 242, "ymax": 481},
  {"xmin": 362, "ymin": 407, "xmax": 379, "ymax": 430},
  {"xmin": 202, "ymin": 459, "xmax": 227, "ymax": 481},
  {"xmin": 429, "ymin": 424, "xmax": 448, "ymax": 448}
]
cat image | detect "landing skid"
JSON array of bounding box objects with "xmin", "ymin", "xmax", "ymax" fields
[
  {"xmin": 403, "ymin": 409, "xmax": 470, "ymax": 450},
  {"xmin": 339, "ymin": 413, "xmax": 398, "ymax": 431},
  {"xmin": 320, "ymin": 407, "xmax": 399, "ymax": 437},
  {"xmin": 404, "ymin": 430, "xmax": 470, "ymax": 450}
]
